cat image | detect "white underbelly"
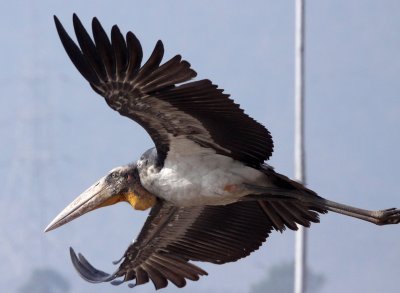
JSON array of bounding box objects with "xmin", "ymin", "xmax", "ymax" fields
[{"xmin": 138, "ymin": 138, "xmax": 271, "ymax": 206}]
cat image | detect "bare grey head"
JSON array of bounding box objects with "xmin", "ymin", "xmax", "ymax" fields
[{"xmin": 45, "ymin": 162, "xmax": 156, "ymax": 232}]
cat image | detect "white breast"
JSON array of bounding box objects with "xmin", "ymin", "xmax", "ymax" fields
[{"xmin": 138, "ymin": 137, "xmax": 271, "ymax": 206}]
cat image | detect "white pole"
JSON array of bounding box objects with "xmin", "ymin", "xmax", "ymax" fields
[{"xmin": 294, "ymin": 1, "xmax": 307, "ymax": 293}]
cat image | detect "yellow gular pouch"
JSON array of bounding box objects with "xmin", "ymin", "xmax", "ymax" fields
[
  {"xmin": 125, "ymin": 191, "xmax": 156, "ymax": 211},
  {"xmin": 98, "ymin": 195, "xmax": 125, "ymax": 208}
]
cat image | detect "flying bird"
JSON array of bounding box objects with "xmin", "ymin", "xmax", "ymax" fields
[{"xmin": 46, "ymin": 14, "xmax": 400, "ymax": 290}]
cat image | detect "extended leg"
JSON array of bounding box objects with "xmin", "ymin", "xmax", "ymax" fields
[{"xmin": 242, "ymin": 184, "xmax": 400, "ymax": 226}]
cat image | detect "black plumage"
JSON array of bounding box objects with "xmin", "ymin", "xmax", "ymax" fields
[
  {"xmin": 71, "ymin": 198, "xmax": 321, "ymax": 289},
  {"xmin": 54, "ymin": 14, "xmax": 273, "ymax": 168}
]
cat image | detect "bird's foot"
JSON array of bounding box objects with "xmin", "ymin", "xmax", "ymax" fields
[{"xmin": 374, "ymin": 208, "xmax": 400, "ymax": 225}]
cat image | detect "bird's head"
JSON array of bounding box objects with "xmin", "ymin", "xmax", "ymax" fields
[{"xmin": 44, "ymin": 164, "xmax": 156, "ymax": 232}]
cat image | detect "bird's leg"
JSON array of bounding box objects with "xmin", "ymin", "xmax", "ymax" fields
[
  {"xmin": 242, "ymin": 184, "xmax": 400, "ymax": 226},
  {"xmin": 310, "ymin": 198, "xmax": 400, "ymax": 225}
]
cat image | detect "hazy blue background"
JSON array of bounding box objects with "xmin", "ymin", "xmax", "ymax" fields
[{"xmin": 0, "ymin": 1, "xmax": 399, "ymax": 292}]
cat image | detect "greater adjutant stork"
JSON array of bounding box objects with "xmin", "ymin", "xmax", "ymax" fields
[{"xmin": 45, "ymin": 14, "xmax": 400, "ymax": 290}]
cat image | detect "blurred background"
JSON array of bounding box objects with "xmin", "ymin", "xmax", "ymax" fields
[{"xmin": 0, "ymin": 1, "xmax": 399, "ymax": 292}]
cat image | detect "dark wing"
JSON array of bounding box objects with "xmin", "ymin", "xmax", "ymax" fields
[
  {"xmin": 54, "ymin": 14, "xmax": 273, "ymax": 167},
  {"xmin": 70, "ymin": 198, "xmax": 324, "ymax": 289},
  {"xmin": 70, "ymin": 201, "xmax": 272, "ymax": 289}
]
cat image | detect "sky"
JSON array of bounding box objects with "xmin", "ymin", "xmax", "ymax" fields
[{"xmin": 0, "ymin": 1, "xmax": 399, "ymax": 292}]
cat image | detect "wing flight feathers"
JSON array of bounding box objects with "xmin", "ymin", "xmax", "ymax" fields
[
  {"xmin": 69, "ymin": 201, "xmax": 272, "ymax": 289},
  {"xmin": 69, "ymin": 185, "xmax": 324, "ymax": 289},
  {"xmin": 54, "ymin": 14, "xmax": 273, "ymax": 166}
]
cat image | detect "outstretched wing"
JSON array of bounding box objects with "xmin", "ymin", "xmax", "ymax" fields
[
  {"xmin": 70, "ymin": 201, "xmax": 273, "ymax": 289},
  {"xmin": 70, "ymin": 197, "xmax": 324, "ymax": 289},
  {"xmin": 54, "ymin": 14, "xmax": 273, "ymax": 167}
]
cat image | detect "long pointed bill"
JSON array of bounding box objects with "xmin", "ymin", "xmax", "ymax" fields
[{"xmin": 45, "ymin": 176, "xmax": 112, "ymax": 232}]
